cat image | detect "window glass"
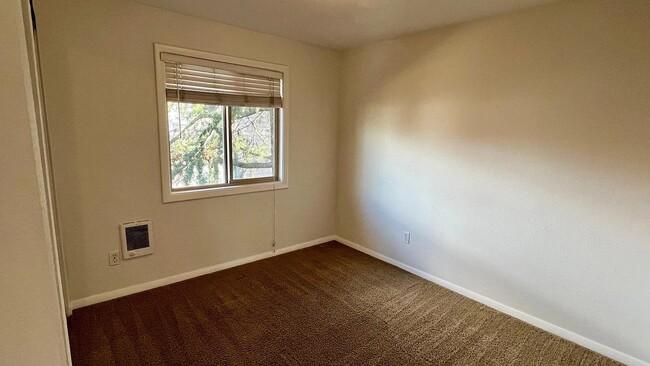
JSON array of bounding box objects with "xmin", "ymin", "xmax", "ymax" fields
[
  {"xmin": 231, "ymin": 106, "xmax": 275, "ymax": 180},
  {"xmin": 156, "ymin": 46, "xmax": 286, "ymax": 201},
  {"xmin": 167, "ymin": 102, "xmax": 226, "ymax": 189}
]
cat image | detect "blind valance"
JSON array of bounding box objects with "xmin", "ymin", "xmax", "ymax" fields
[{"xmin": 161, "ymin": 52, "xmax": 283, "ymax": 108}]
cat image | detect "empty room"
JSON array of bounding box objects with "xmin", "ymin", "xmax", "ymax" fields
[{"xmin": 1, "ymin": 0, "xmax": 649, "ymax": 365}]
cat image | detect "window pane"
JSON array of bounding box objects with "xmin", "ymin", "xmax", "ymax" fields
[
  {"xmin": 167, "ymin": 102, "xmax": 226, "ymax": 189},
  {"xmin": 231, "ymin": 106, "xmax": 275, "ymax": 180}
]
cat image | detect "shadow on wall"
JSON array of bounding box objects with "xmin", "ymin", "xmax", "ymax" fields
[{"xmin": 338, "ymin": 0, "xmax": 650, "ymax": 362}]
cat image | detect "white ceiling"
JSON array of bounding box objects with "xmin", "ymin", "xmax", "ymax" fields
[{"xmin": 132, "ymin": 0, "xmax": 559, "ymax": 49}]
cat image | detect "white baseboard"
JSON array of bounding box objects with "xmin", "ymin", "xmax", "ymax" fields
[
  {"xmin": 67, "ymin": 234, "xmax": 646, "ymax": 365},
  {"xmin": 68, "ymin": 235, "xmax": 336, "ymax": 311},
  {"xmin": 334, "ymin": 236, "xmax": 647, "ymax": 366}
]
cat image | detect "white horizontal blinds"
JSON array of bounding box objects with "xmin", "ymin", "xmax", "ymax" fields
[{"xmin": 161, "ymin": 52, "xmax": 283, "ymax": 108}]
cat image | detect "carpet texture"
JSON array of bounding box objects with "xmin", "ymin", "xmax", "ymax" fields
[{"xmin": 67, "ymin": 241, "xmax": 620, "ymax": 365}]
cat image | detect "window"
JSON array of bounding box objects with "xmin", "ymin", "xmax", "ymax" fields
[{"xmin": 155, "ymin": 44, "xmax": 288, "ymax": 202}]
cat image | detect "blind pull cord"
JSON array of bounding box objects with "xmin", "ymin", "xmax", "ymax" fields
[
  {"xmin": 272, "ymin": 179, "xmax": 277, "ymax": 253},
  {"xmin": 270, "ymin": 77, "xmax": 277, "ymax": 253},
  {"xmin": 270, "ymin": 78, "xmax": 275, "ymax": 108},
  {"xmin": 243, "ymin": 73, "xmax": 249, "ymax": 105},
  {"xmin": 176, "ymin": 63, "xmax": 182, "ymax": 138}
]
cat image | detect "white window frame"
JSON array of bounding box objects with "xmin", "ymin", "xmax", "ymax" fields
[{"xmin": 154, "ymin": 44, "xmax": 289, "ymax": 203}]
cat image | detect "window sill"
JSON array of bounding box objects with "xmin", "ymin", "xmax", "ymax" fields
[{"xmin": 162, "ymin": 181, "xmax": 288, "ymax": 203}]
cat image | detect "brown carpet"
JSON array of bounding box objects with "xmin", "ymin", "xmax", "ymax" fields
[{"xmin": 67, "ymin": 241, "xmax": 620, "ymax": 365}]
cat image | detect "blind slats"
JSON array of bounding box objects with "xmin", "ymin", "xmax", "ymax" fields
[
  {"xmin": 166, "ymin": 77, "xmax": 280, "ymax": 95},
  {"xmin": 164, "ymin": 70, "xmax": 280, "ymax": 89},
  {"xmin": 164, "ymin": 65, "xmax": 275, "ymax": 85},
  {"xmin": 166, "ymin": 89, "xmax": 282, "ymax": 108},
  {"xmin": 166, "ymin": 81, "xmax": 279, "ymax": 97},
  {"xmin": 162, "ymin": 52, "xmax": 283, "ymax": 108},
  {"xmin": 164, "ymin": 72, "xmax": 281, "ymax": 94}
]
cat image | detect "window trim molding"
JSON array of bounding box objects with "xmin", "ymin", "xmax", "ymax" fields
[{"xmin": 154, "ymin": 43, "xmax": 289, "ymax": 203}]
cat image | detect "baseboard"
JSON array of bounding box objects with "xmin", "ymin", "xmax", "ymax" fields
[
  {"xmin": 334, "ymin": 236, "xmax": 647, "ymax": 366},
  {"xmin": 68, "ymin": 235, "xmax": 336, "ymax": 311}
]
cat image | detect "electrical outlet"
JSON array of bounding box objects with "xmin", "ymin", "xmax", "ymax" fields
[
  {"xmin": 109, "ymin": 251, "xmax": 120, "ymax": 266},
  {"xmin": 402, "ymin": 231, "xmax": 411, "ymax": 244}
]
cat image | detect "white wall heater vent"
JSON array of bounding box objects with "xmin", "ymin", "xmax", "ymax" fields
[{"xmin": 120, "ymin": 220, "xmax": 154, "ymax": 259}]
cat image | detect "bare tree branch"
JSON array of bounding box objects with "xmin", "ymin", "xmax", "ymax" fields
[{"xmin": 234, "ymin": 162, "xmax": 272, "ymax": 169}]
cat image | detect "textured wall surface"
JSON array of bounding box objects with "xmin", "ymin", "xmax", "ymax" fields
[
  {"xmin": 35, "ymin": 0, "xmax": 341, "ymax": 301},
  {"xmin": 337, "ymin": 0, "xmax": 650, "ymax": 362},
  {"xmin": 34, "ymin": 0, "xmax": 650, "ymax": 363},
  {"xmin": 0, "ymin": 0, "xmax": 69, "ymax": 363}
]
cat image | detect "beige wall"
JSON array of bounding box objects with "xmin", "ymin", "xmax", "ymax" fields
[
  {"xmin": 35, "ymin": 0, "xmax": 340, "ymax": 302},
  {"xmin": 0, "ymin": 0, "xmax": 70, "ymax": 364},
  {"xmin": 337, "ymin": 0, "xmax": 649, "ymax": 363},
  {"xmin": 32, "ymin": 0, "xmax": 650, "ymax": 362}
]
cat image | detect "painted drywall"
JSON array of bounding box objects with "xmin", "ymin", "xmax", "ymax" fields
[
  {"xmin": 0, "ymin": 0, "xmax": 70, "ymax": 364},
  {"xmin": 337, "ymin": 0, "xmax": 649, "ymax": 363},
  {"xmin": 132, "ymin": 0, "xmax": 558, "ymax": 49},
  {"xmin": 34, "ymin": 0, "xmax": 340, "ymax": 302}
]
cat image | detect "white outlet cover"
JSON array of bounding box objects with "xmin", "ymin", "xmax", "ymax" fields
[
  {"xmin": 403, "ymin": 231, "xmax": 411, "ymax": 244},
  {"xmin": 109, "ymin": 251, "xmax": 120, "ymax": 266}
]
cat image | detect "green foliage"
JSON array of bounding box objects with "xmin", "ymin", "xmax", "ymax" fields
[
  {"xmin": 167, "ymin": 103, "xmax": 274, "ymax": 187},
  {"xmin": 168, "ymin": 102, "xmax": 224, "ymax": 188}
]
